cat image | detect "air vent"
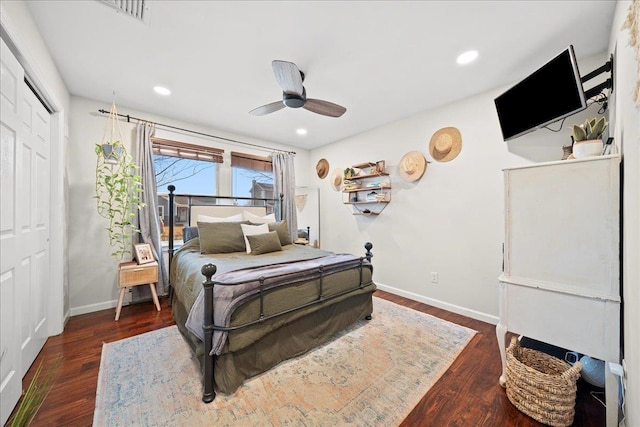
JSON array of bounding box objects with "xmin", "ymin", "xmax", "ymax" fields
[{"xmin": 99, "ymin": 0, "xmax": 150, "ymax": 24}]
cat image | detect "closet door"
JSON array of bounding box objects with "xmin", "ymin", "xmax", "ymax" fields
[
  {"xmin": 1, "ymin": 37, "xmax": 25, "ymax": 426},
  {"xmin": 19, "ymin": 78, "xmax": 52, "ymax": 377},
  {"xmin": 0, "ymin": 37, "xmax": 52, "ymax": 425}
]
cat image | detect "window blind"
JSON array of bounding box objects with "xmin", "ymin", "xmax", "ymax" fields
[
  {"xmin": 231, "ymin": 151, "xmax": 273, "ymax": 172},
  {"xmin": 151, "ymin": 137, "xmax": 223, "ymax": 163}
]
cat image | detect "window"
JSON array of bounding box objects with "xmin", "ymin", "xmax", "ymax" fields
[
  {"xmin": 153, "ymin": 137, "xmax": 223, "ymax": 241},
  {"xmin": 153, "ymin": 137, "xmax": 221, "ymax": 194},
  {"xmin": 231, "ymin": 152, "xmax": 274, "ymax": 206}
]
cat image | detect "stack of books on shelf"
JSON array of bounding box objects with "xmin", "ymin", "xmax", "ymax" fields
[{"xmin": 343, "ymin": 180, "xmax": 359, "ymax": 191}]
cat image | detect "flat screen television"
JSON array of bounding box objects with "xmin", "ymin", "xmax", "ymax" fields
[{"xmin": 494, "ymin": 45, "xmax": 587, "ymax": 141}]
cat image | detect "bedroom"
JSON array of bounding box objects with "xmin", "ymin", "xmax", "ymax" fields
[{"xmin": 1, "ymin": 1, "xmax": 638, "ymax": 426}]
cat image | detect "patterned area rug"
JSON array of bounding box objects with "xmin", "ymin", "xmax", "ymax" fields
[{"xmin": 93, "ymin": 297, "xmax": 476, "ymax": 426}]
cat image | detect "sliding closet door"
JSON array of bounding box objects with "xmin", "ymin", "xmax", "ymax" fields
[{"xmin": 0, "ymin": 37, "xmax": 51, "ymax": 425}]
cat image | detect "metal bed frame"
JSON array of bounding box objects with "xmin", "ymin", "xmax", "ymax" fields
[{"xmin": 166, "ymin": 186, "xmax": 374, "ymax": 402}]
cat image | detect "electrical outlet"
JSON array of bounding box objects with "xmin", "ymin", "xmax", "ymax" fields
[{"xmin": 431, "ymin": 272, "xmax": 438, "ymax": 284}]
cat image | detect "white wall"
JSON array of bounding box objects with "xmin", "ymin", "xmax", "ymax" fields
[
  {"xmin": 312, "ymin": 52, "xmax": 608, "ymax": 324},
  {"xmin": 1, "ymin": 0, "xmax": 71, "ymax": 334},
  {"xmin": 609, "ymin": 1, "xmax": 639, "ymax": 425},
  {"xmin": 68, "ymin": 96, "xmax": 309, "ymax": 315}
]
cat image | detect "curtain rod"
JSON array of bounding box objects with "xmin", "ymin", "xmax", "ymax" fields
[{"xmin": 97, "ymin": 109, "xmax": 296, "ymax": 155}]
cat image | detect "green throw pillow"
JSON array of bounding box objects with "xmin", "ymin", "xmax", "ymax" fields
[
  {"xmin": 246, "ymin": 231, "xmax": 283, "ymax": 255},
  {"xmin": 268, "ymin": 220, "xmax": 292, "ymax": 246},
  {"xmin": 197, "ymin": 221, "xmax": 247, "ymax": 254}
]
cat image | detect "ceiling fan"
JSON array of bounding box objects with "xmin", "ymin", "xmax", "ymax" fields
[{"xmin": 250, "ymin": 60, "xmax": 347, "ymax": 118}]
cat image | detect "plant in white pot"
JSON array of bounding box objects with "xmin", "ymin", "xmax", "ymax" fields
[
  {"xmin": 570, "ymin": 117, "xmax": 608, "ymax": 159},
  {"xmin": 95, "ymin": 102, "xmax": 145, "ymax": 259}
]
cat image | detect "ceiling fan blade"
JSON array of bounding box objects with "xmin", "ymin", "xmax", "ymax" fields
[
  {"xmin": 249, "ymin": 101, "xmax": 285, "ymax": 116},
  {"xmin": 272, "ymin": 60, "xmax": 304, "ymax": 95},
  {"xmin": 303, "ymin": 99, "xmax": 347, "ymax": 118}
]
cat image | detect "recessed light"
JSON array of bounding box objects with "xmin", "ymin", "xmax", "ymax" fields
[
  {"xmin": 153, "ymin": 86, "xmax": 171, "ymax": 96},
  {"xmin": 296, "ymin": 128, "xmax": 307, "ymax": 135},
  {"xmin": 456, "ymin": 50, "xmax": 478, "ymax": 65}
]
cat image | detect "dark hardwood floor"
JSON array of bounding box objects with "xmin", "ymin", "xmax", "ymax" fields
[{"xmin": 14, "ymin": 290, "xmax": 604, "ymax": 426}]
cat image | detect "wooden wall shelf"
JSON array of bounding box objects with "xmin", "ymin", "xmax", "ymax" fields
[{"xmin": 342, "ymin": 161, "xmax": 391, "ymax": 215}]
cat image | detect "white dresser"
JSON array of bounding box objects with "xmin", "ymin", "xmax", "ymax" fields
[{"xmin": 496, "ymin": 154, "xmax": 621, "ymax": 427}]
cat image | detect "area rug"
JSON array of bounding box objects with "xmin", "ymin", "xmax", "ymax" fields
[{"xmin": 93, "ymin": 297, "xmax": 476, "ymax": 426}]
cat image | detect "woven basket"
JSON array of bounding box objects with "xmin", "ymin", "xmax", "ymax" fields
[{"xmin": 505, "ymin": 336, "xmax": 582, "ymax": 427}]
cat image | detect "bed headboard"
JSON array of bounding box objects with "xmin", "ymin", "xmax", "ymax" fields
[
  {"xmin": 189, "ymin": 206, "xmax": 267, "ymax": 226},
  {"xmin": 166, "ymin": 186, "xmax": 284, "ymax": 287}
]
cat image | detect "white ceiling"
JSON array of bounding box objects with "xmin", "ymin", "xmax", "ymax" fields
[{"xmin": 25, "ymin": 0, "xmax": 616, "ymax": 150}]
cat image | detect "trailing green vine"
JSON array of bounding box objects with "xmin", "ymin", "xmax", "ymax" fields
[{"xmin": 95, "ymin": 140, "xmax": 144, "ymax": 259}]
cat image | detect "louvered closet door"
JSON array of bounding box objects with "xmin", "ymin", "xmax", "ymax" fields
[{"xmin": 0, "ymin": 37, "xmax": 51, "ymax": 426}]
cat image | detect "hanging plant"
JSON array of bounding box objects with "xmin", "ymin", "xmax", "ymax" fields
[{"xmin": 94, "ymin": 102, "xmax": 144, "ymax": 260}]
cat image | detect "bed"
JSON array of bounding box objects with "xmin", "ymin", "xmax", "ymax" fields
[{"xmin": 166, "ymin": 186, "xmax": 376, "ymax": 402}]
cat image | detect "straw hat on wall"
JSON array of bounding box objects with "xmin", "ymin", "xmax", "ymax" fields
[
  {"xmin": 316, "ymin": 158, "xmax": 329, "ymax": 179},
  {"xmin": 429, "ymin": 127, "xmax": 462, "ymax": 162},
  {"xmin": 398, "ymin": 151, "xmax": 427, "ymax": 182},
  {"xmin": 330, "ymin": 168, "xmax": 343, "ymax": 191}
]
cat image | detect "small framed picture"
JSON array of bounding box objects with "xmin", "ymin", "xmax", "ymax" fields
[
  {"xmin": 134, "ymin": 243, "xmax": 154, "ymax": 264},
  {"xmin": 376, "ymin": 160, "xmax": 385, "ymax": 173}
]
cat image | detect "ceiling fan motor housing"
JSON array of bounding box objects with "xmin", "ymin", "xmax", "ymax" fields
[{"xmin": 283, "ymin": 93, "xmax": 306, "ymax": 108}]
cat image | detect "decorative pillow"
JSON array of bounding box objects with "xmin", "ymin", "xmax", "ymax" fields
[
  {"xmin": 243, "ymin": 211, "xmax": 276, "ymax": 224},
  {"xmin": 198, "ymin": 213, "xmax": 244, "ymax": 223},
  {"xmin": 183, "ymin": 226, "xmax": 199, "ymax": 243},
  {"xmin": 268, "ymin": 220, "xmax": 292, "ymax": 246},
  {"xmin": 246, "ymin": 231, "xmax": 283, "ymax": 255},
  {"xmin": 241, "ymin": 223, "xmax": 269, "ymax": 253},
  {"xmin": 197, "ymin": 221, "xmax": 246, "ymax": 254}
]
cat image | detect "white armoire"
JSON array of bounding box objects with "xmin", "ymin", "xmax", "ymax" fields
[{"xmin": 496, "ymin": 154, "xmax": 621, "ymax": 427}]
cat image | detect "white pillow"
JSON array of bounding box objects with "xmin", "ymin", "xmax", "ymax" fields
[
  {"xmin": 241, "ymin": 223, "xmax": 269, "ymax": 253},
  {"xmin": 197, "ymin": 213, "xmax": 243, "ymax": 223},
  {"xmin": 243, "ymin": 211, "xmax": 276, "ymax": 224}
]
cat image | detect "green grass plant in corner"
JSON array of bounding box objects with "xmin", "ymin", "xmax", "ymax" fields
[
  {"xmin": 571, "ymin": 116, "xmax": 608, "ymax": 142},
  {"xmin": 7, "ymin": 354, "xmax": 62, "ymax": 427}
]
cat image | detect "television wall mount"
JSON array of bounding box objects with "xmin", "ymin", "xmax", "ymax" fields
[{"xmin": 581, "ymin": 54, "xmax": 613, "ymax": 100}]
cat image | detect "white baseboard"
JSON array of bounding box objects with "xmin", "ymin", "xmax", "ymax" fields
[
  {"xmin": 63, "ymin": 309, "xmax": 71, "ymax": 328},
  {"xmin": 375, "ymin": 282, "xmax": 499, "ymax": 325},
  {"xmin": 70, "ymin": 300, "xmax": 117, "ymax": 317}
]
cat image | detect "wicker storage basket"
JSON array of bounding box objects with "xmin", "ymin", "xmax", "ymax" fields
[{"xmin": 505, "ymin": 336, "xmax": 582, "ymax": 427}]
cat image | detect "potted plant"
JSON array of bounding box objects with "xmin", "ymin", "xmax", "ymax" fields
[
  {"xmin": 570, "ymin": 116, "xmax": 609, "ymax": 159},
  {"xmin": 95, "ymin": 141, "xmax": 144, "ymax": 259},
  {"xmin": 95, "ymin": 102, "xmax": 145, "ymax": 260},
  {"xmin": 571, "ymin": 116, "xmax": 608, "ymax": 143},
  {"xmin": 343, "ymin": 167, "xmax": 355, "ymax": 179}
]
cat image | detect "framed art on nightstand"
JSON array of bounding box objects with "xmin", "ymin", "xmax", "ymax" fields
[{"xmin": 134, "ymin": 243, "xmax": 154, "ymax": 264}]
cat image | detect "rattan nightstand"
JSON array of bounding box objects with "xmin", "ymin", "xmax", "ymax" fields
[{"xmin": 116, "ymin": 260, "xmax": 161, "ymax": 321}]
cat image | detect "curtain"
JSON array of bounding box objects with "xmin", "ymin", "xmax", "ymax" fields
[
  {"xmin": 133, "ymin": 122, "xmax": 167, "ymax": 302},
  {"xmin": 272, "ymin": 152, "xmax": 298, "ymax": 241}
]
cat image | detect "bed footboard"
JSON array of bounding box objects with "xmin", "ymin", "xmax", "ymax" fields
[{"xmin": 199, "ymin": 242, "xmax": 374, "ymax": 403}]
